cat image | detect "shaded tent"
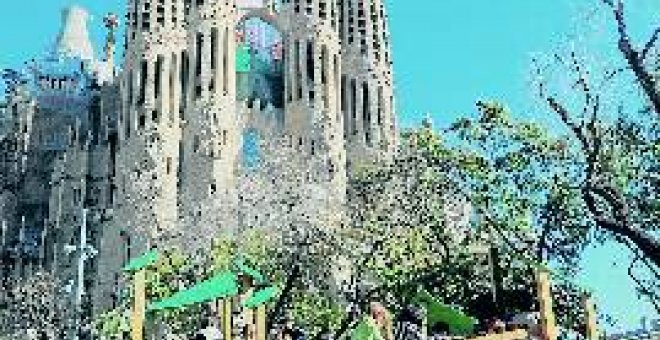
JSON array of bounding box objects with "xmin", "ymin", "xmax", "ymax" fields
[
  {"xmin": 147, "ymin": 271, "xmax": 239, "ymax": 311},
  {"xmin": 233, "ymin": 255, "xmax": 266, "ymax": 285},
  {"xmin": 123, "ymin": 250, "xmax": 159, "ymax": 273},
  {"xmin": 242, "ymin": 286, "xmax": 278, "ymax": 309},
  {"xmin": 147, "ymin": 255, "xmax": 277, "ymax": 312},
  {"xmin": 412, "ymin": 289, "xmax": 476, "ymax": 335},
  {"xmin": 350, "ymin": 316, "xmax": 382, "ymax": 340}
]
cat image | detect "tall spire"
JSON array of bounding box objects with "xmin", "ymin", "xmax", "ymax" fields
[
  {"xmin": 103, "ymin": 13, "xmax": 119, "ymax": 65},
  {"xmin": 55, "ymin": 5, "xmax": 95, "ymax": 61}
]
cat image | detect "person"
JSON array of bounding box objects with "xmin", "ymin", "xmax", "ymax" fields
[
  {"xmin": 393, "ymin": 304, "xmax": 425, "ymax": 340},
  {"xmin": 276, "ymin": 315, "xmax": 304, "ymax": 340},
  {"xmin": 350, "ymin": 302, "xmax": 393, "ymax": 340},
  {"xmin": 487, "ymin": 318, "xmax": 506, "ymax": 334},
  {"xmin": 279, "ymin": 324, "xmax": 305, "ymax": 340},
  {"xmin": 197, "ymin": 317, "xmax": 223, "ymax": 340},
  {"xmin": 370, "ymin": 302, "xmax": 394, "ymax": 340},
  {"xmin": 279, "ymin": 328, "xmax": 293, "ymax": 340}
]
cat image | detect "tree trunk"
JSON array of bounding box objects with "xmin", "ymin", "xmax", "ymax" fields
[{"xmin": 267, "ymin": 262, "xmax": 300, "ymax": 332}]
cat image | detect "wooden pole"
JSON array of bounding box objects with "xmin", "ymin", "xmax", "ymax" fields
[
  {"xmin": 222, "ymin": 298, "xmax": 232, "ymax": 340},
  {"xmin": 242, "ymin": 286, "xmax": 255, "ymax": 340},
  {"xmin": 421, "ymin": 312, "xmax": 428, "ymax": 340},
  {"xmin": 256, "ymin": 305, "xmax": 266, "ymax": 340},
  {"xmin": 583, "ymin": 294, "xmax": 598, "ymax": 340},
  {"xmin": 536, "ymin": 269, "xmax": 557, "ymax": 340},
  {"xmin": 131, "ymin": 268, "xmax": 146, "ymax": 340}
]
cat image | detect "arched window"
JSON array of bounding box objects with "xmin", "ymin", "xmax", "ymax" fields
[{"xmin": 236, "ymin": 16, "xmax": 284, "ymax": 109}]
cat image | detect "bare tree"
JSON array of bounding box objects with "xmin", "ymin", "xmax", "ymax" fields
[
  {"xmin": 531, "ymin": 0, "xmax": 659, "ymax": 310},
  {"xmin": 532, "ymin": 0, "xmax": 659, "ymax": 267}
]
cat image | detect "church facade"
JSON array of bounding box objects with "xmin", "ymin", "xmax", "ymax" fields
[{"xmin": 0, "ymin": 0, "xmax": 398, "ymax": 327}]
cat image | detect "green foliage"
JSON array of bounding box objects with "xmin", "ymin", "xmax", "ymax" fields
[
  {"xmin": 603, "ymin": 117, "xmax": 659, "ymax": 236},
  {"xmin": 94, "ymin": 309, "xmax": 130, "ymax": 339},
  {"xmin": 290, "ymin": 291, "xmax": 347, "ymax": 337},
  {"xmin": 362, "ymin": 226, "xmax": 441, "ymax": 294},
  {"xmin": 439, "ymin": 98, "xmax": 660, "ymax": 323},
  {"xmin": 443, "ymin": 101, "xmax": 600, "ymax": 326},
  {"xmin": 349, "ymin": 120, "xmax": 517, "ymax": 327},
  {"xmin": 447, "ymin": 101, "xmax": 590, "ymax": 267},
  {"xmin": 348, "ymin": 103, "xmax": 601, "ymax": 329}
]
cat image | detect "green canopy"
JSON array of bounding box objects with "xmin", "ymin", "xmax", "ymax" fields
[
  {"xmin": 350, "ymin": 316, "xmax": 383, "ymax": 340},
  {"xmin": 147, "ymin": 271, "xmax": 239, "ymax": 311},
  {"xmin": 122, "ymin": 250, "xmax": 159, "ymax": 273},
  {"xmin": 233, "ymin": 256, "xmax": 266, "ymax": 284},
  {"xmin": 413, "ymin": 290, "xmax": 476, "ymax": 335},
  {"xmin": 242, "ymin": 286, "xmax": 278, "ymax": 308}
]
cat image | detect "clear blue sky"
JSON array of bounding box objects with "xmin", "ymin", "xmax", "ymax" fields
[{"xmin": 1, "ymin": 0, "xmax": 658, "ymax": 333}]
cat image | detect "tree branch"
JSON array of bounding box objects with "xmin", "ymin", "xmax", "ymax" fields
[
  {"xmin": 267, "ymin": 259, "xmax": 301, "ymax": 332},
  {"xmin": 603, "ymin": 66, "xmax": 628, "ymax": 84},
  {"xmin": 582, "ymin": 182, "xmax": 660, "ymax": 266},
  {"xmin": 604, "ymin": 0, "xmax": 660, "ymax": 115},
  {"xmin": 628, "ymin": 252, "xmax": 660, "ymax": 312},
  {"xmin": 537, "ymin": 222, "xmax": 550, "ymax": 263},
  {"xmin": 641, "ymin": 27, "xmax": 660, "ymax": 62},
  {"xmin": 541, "ymin": 58, "xmax": 659, "ymax": 266},
  {"xmin": 546, "ymin": 96, "xmax": 590, "ymax": 151}
]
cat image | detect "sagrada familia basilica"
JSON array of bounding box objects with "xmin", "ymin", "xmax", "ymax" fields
[{"xmin": 0, "ymin": 0, "xmax": 398, "ymax": 329}]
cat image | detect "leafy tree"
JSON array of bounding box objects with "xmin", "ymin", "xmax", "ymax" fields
[
  {"xmin": 344, "ymin": 103, "xmax": 622, "ymax": 334},
  {"xmin": 93, "ymin": 309, "xmax": 129, "ymax": 339},
  {"xmin": 289, "ymin": 291, "xmax": 346, "ymax": 337},
  {"xmin": 339, "ymin": 117, "xmax": 566, "ymax": 334},
  {"xmin": 446, "ymin": 102, "xmax": 594, "ymax": 269},
  {"xmin": 445, "ymin": 101, "xmax": 626, "ymax": 328}
]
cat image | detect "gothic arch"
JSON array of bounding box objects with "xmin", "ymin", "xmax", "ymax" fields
[
  {"xmin": 237, "ymin": 8, "xmax": 286, "ymax": 38},
  {"xmin": 235, "ymin": 9, "xmax": 286, "ymax": 119}
]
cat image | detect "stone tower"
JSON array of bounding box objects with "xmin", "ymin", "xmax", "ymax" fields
[
  {"xmin": 55, "ymin": 5, "xmax": 95, "ymax": 61},
  {"xmin": 179, "ymin": 0, "xmax": 242, "ymax": 233},
  {"xmin": 115, "ymin": 0, "xmax": 187, "ymax": 245},
  {"xmin": 338, "ymin": 0, "xmax": 397, "ymax": 167},
  {"xmin": 279, "ymin": 0, "xmax": 347, "ymax": 195}
]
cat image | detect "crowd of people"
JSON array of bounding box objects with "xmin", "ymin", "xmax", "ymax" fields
[
  {"xmin": 349, "ymin": 302, "xmax": 429, "ymax": 340},
  {"xmin": 181, "ymin": 301, "xmax": 429, "ymax": 340}
]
